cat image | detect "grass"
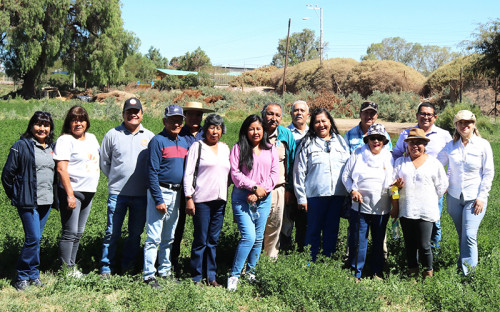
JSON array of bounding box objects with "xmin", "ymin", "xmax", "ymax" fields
[{"xmin": 0, "ymin": 100, "xmax": 499, "ymax": 311}]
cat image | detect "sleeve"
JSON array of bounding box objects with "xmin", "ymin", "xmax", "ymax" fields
[
  {"xmin": 229, "ymin": 144, "xmax": 256, "ymax": 191},
  {"xmin": 285, "ymin": 131, "xmax": 297, "ymax": 191},
  {"xmin": 433, "ymin": 159, "xmax": 449, "ymax": 198},
  {"xmin": 342, "ymin": 153, "xmax": 356, "ymax": 193},
  {"xmin": 147, "ymin": 137, "xmax": 164, "ymax": 206},
  {"xmin": 99, "ymin": 131, "xmax": 112, "ymax": 177},
  {"xmin": 385, "ymin": 131, "xmax": 393, "ymax": 151},
  {"xmin": 344, "ymin": 130, "xmax": 352, "ymax": 152},
  {"xmin": 53, "ymin": 135, "xmax": 71, "ymax": 161},
  {"xmin": 1, "ymin": 141, "xmax": 21, "ymax": 200},
  {"xmin": 436, "ymin": 143, "xmax": 449, "ymax": 167},
  {"xmin": 392, "ymin": 157, "xmax": 404, "ymax": 181},
  {"xmin": 183, "ymin": 142, "xmax": 199, "ymax": 197},
  {"xmin": 293, "ymin": 144, "xmax": 308, "ymax": 205},
  {"xmin": 268, "ymin": 146, "xmax": 280, "ymax": 192},
  {"xmin": 478, "ymin": 141, "xmax": 495, "ymax": 202},
  {"xmin": 392, "ymin": 131, "xmax": 408, "ymax": 161}
]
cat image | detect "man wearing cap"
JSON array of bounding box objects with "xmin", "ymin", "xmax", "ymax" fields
[
  {"xmin": 392, "ymin": 102, "xmax": 452, "ymax": 248},
  {"xmin": 99, "ymin": 97, "xmax": 155, "ymax": 277},
  {"xmin": 344, "ymin": 101, "xmax": 392, "ymax": 153},
  {"xmin": 261, "ymin": 102, "xmax": 296, "ymax": 258},
  {"xmin": 281, "ymin": 100, "xmax": 309, "ymax": 252},
  {"xmin": 143, "ymin": 105, "xmax": 189, "ymax": 288},
  {"xmin": 171, "ymin": 101, "xmax": 214, "ymax": 268}
]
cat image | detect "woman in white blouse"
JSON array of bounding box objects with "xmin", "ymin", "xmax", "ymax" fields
[
  {"xmin": 392, "ymin": 128, "xmax": 448, "ymax": 278},
  {"xmin": 438, "ymin": 110, "xmax": 494, "ymax": 275},
  {"xmin": 342, "ymin": 124, "xmax": 394, "ymax": 280}
]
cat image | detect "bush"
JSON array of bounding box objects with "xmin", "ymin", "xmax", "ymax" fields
[
  {"xmin": 154, "ymin": 75, "xmax": 182, "ymax": 91},
  {"xmin": 47, "ymin": 73, "xmax": 72, "ymax": 91},
  {"xmin": 229, "ymin": 65, "xmax": 278, "ymax": 87},
  {"xmin": 182, "ymin": 74, "xmax": 199, "ymax": 88},
  {"xmin": 435, "ymin": 100, "xmax": 486, "ymax": 133}
]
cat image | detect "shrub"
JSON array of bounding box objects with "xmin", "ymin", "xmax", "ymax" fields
[
  {"xmin": 229, "ymin": 65, "xmax": 278, "ymax": 87},
  {"xmin": 182, "ymin": 74, "xmax": 199, "ymax": 88},
  {"xmin": 154, "ymin": 75, "xmax": 182, "ymax": 91},
  {"xmin": 435, "ymin": 100, "xmax": 486, "ymax": 133},
  {"xmin": 46, "ymin": 73, "xmax": 72, "ymax": 91}
]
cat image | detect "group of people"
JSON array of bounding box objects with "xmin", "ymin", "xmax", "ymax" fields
[{"xmin": 1, "ymin": 97, "xmax": 493, "ymax": 291}]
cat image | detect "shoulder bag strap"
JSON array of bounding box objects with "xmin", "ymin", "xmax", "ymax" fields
[{"xmin": 192, "ymin": 141, "xmax": 203, "ymax": 189}]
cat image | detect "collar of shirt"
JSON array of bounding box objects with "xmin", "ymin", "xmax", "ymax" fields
[
  {"xmin": 413, "ymin": 124, "xmax": 438, "ymax": 135},
  {"xmin": 269, "ymin": 127, "xmax": 279, "ymax": 140},
  {"xmin": 288, "ymin": 123, "xmax": 308, "ymax": 134},
  {"xmin": 119, "ymin": 122, "xmax": 144, "ymax": 134},
  {"xmin": 161, "ymin": 129, "xmax": 180, "ymax": 141}
]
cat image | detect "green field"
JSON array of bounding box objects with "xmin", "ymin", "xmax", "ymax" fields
[{"xmin": 0, "ymin": 102, "xmax": 499, "ymax": 311}]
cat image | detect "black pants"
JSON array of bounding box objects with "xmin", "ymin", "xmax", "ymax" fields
[
  {"xmin": 400, "ymin": 217, "xmax": 433, "ymax": 271},
  {"xmin": 171, "ymin": 194, "xmax": 186, "ymax": 268}
]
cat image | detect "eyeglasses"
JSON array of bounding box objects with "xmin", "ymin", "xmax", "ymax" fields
[
  {"xmin": 324, "ymin": 141, "xmax": 331, "ymax": 153},
  {"xmin": 407, "ymin": 140, "xmax": 427, "ymax": 146},
  {"xmin": 34, "ymin": 111, "xmax": 52, "ymax": 117},
  {"xmin": 369, "ymin": 136, "xmax": 385, "ymax": 142},
  {"xmin": 417, "ymin": 112, "xmax": 435, "ymax": 118}
]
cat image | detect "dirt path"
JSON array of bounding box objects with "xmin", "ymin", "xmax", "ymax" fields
[{"xmin": 335, "ymin": 118, "xmax": 415, "ymax": 137}]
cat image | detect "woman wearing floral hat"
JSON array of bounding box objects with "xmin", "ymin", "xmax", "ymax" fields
[{"xmin": 438, "ymin": 110, "xmax": 494, "ymax": 275}]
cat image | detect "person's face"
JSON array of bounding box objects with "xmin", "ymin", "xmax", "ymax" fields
[
  {"xmin": 163, "ymin": 115, "xmax": 184, "ymax": 136},
  {"xmin": 263, "ymin": 104, "xmax": 282, "ymax": 132},
  {"xmin": 291, "ymin": 103, "xmax": 309, "ymax": 126},
  {"xmin": 123, "ymin": 108, "xmax": 143, "ymax": 129},
  {"xmin": 185, "ymin": 110, "xmax": 203, "ymax": 131},
  {"xmin": 313, "ymin": 112, "xmax": 331, "ymax": 138},
  {"xmin": 32, "ymin": 121, "xmax": 51, "ymax": 143},
  {"xmin": 407, "ymin": 139, "xmax": 427, "ymax": 159},
  {"xmin": 367, "ymin": 135, "xmax": 385, "ymax": 155},
  {"xmin": 417, "ymin": 106, "xmax": 436, "ymax": 130},
  {"xmin": 360, "ymin": 109, "xmax": 378, "ymax": 128},
  {"xmin": 205, "ymin": 124, "xmax": 223, "ymax": 145},
  {"xmin": 456, "ymin": 120, "xmax": 475, "ymax": 138},
  {"xmin": 70, "ymin": 118, "xmax": 87, "ymax": 138},
  {"xmin": 247, "ymin": 121, "xmax": 264, "ymax": 146}
]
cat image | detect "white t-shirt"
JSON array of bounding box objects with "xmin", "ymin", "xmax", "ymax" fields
[{"xmin": 53, "ymin": 133, "xmax": 100, "ymax": 192}]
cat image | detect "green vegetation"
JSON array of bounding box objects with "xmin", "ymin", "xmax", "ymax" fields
[{"xmin": 0, "ymin": 100, "xmax": 499, "ymax": 311}]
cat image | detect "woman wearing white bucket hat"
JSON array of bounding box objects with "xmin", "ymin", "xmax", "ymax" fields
[{"xmin": 438, "ymin": 110, "xmax": 494, "ymax": 275}]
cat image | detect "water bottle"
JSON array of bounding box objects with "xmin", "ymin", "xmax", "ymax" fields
[
  {"xmin": 249, "ymin": 201, "xmax": 260, "ymax": 221},
  {"xmin": 391, "ymin": 186, "xmax": 399, "ymax": 199},
  {"xmin": 392, "ymin": 220, "xmax": 400, "ymax": 239}
]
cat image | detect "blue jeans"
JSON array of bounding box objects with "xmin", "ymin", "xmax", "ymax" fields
[
  {"xmin": 100, "ymin": 195, "xmax": 147, "ymax": 274},
  {"xmin": 348, "ymin": 212, "xmax": 389, "ymax": 278},
  {"xmin": 431, "ymin": 196, "xmax": 444, "ymax": 248},
  {"xmin": 143, "ymin": 187, "xmax": 180, "ymax": 280},
  {"xmin": 306, "ymin": 196, "xmax": 343, "ymax": 261},
  {"xmin": 447, "ymin": 194, "xmax": 486, "ymax": 275},
  {"xmin": 230, "ymin": 187, "xmax": 271, "ymax": 277},
  {"xmin": 190, "ymin": 200, "xmax": 226, "ymax": 282},
  {"xmin": 16, "ymin": 205, "xmax": 51, "ymax": 281}
]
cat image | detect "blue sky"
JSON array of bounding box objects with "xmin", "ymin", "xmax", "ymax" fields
[{"xmin": 121, "ymin": 0, "xmax": 499, "ymax": 68}]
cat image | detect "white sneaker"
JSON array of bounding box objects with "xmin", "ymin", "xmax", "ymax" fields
[
  {"xmin": 227, "ymin": 276, "xmax": 239, "ymax": 291},
  {"xmin": 246, "ymin": 273, "xmax": 256, "ymax": 282},
  {"xmin": 67, "ymin": 268, "xmax": 84, "ymax": 278}
]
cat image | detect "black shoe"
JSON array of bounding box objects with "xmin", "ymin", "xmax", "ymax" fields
[
  {"xmin": 14, "ymin": 280, "xmax": 30, "ymax": 291},
  {"xmin": 29, "ymin": 278, "xmax": 45, "ymax": 287},
  {"xmin": 161, "ymin": 275, "xmax": 180, "ymax": 284},
  {"xmin": 144, "ymin": 277, "xmax": 161, "ymax": 289}
]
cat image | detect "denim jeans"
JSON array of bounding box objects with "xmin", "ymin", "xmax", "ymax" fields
[
  {"xmin": 447, "ymin": 194, "xmax": 486, "ymax": 275},
  {"xmin": 190, "ymin": 200, "xmax": 226, "ymax": 282},
  {"xmin": 230, "ymin": 187, "xmax": 271, "ymax": 277},
  {"xmin": 100, "ymin": 195, "xmax": 147, "ymax": 274},
  {"xmin": 431, "ymin": 196, "xmax": 444, "ymax": 248},
  {"xmin": 16, "ymin": 205, "xmax": 51, "ymax": 281},
  {"xmin": 348, "ymin": 211, "xmax": 389, "ymax": 278},
  {"xmin": 58, "ymin": 189, "xmax": 94, "ymax": 267},
  {"xmin": 400, "ymin": 217, "xmax": 434, "ymax": 271},
  {"xmin": 143, "ymin": 187, "xmax": 180, "ymax": 280},
  {"xmin": 305, "ymin": 196, "xmax": 343, "ymax": 261}
]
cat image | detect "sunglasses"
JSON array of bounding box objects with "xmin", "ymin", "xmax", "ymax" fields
[
  {"xmin": 361, "ymin": 101, "xmax": 378, "ymax": 111},
  {"xmin": 368, "ymin": 136, "xmax": 385, "ymax": 142}
]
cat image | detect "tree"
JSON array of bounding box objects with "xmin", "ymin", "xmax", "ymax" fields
[
  {"xmin": 362, "ymin": 37, "xmax": 460, "ymax": 76},
  {"xmin": 468, "ymin": 19, "xmax": 500, "ymax": 79},
  {"xmin": 271, "ymin": 29, "xmax": 325, "ymax": 68},
  {"xmin": 170, "ymin": 47, "xmax": 211, "ymax": 71},
  {"xmin": 146, "ymin": 46, "xmax": 169, "ymax": 69},
  {"xmin": 0, "ymin": 0, "xmax": 134, "ymax": 98},
  {"xmin": 119, "ymin": 52, "xmax": 156, "ymax": 84}
]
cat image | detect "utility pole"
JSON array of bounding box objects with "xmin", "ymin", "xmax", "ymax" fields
[
  {"xmin": 283, "ymin": 18, "xmax": 291, "ymax": 94},
  {"xmin": 306, "ymin": 4, "xmax": 323, "ymax": 64}
]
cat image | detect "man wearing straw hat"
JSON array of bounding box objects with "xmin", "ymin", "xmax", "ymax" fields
[{"xmin": 171, "ymin": 101, "xmax": 214, "ymax": 268}]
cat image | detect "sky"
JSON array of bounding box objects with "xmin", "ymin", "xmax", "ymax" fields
[{"xmin": 120, "ymin": 0, "xmax": 500, "ymax": 68}]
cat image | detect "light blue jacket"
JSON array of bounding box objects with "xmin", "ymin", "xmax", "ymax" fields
[{"xmin": 293, "ymin": 134, "xmax": 350, "ymax": 205}]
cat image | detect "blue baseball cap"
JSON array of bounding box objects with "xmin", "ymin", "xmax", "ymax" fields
[{"xmin": 164, "ymin": 105, "xmax": 184, "ymax": 118}]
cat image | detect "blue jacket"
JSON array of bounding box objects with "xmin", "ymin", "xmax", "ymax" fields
[
  {"xmin": 276, "ymin": 125, "xmax": 296, "ymax": 191},
  {"xmin": 1, "ymin": 137, "xmax": 56, "ymax": 209}
]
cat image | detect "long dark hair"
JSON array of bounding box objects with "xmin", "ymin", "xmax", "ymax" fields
[
  {"xmin": 298, "ymin": 108, "xmax": 340, "ymax": 152},
  {"xmin": 22, "ymin": 111, "xmax": 55, "ymax": 145},
  {"xmin": 61, "ymin": 105, "xmax": 91, "ymax": 135},
  {"xmin": 237, "ymin": 114, "xmax": 271, "ymax": 171}
]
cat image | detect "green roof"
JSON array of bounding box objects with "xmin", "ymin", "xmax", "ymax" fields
[{"xmin": 157, "ymin": 68, "xmax": 198, "ymax": 76}]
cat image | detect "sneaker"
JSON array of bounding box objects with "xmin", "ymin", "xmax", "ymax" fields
[
  {"xmin": 144, "ymin": 277, "xmax": 162, "ymax": 289},
  {"xmin": 14, "ymin": 280, "xmax": 29, "ymax": 291},
  {"xmin": 67, "ymin": 268, "xmax": 84, "ymax": 278},
  {"xmin": 29, "ymin": 278, "xmax": 45, "ymax": 287},
  {"xmin": 227, "ymin": 276, "xmax": 238, "ymax": 291},
  {"xmin": 246, "ymin": 273, "xmax": 256, "ymax": 282},
  {"xmin": 208, "ymin": 280, "xmax": 222, "ymax": 287}
]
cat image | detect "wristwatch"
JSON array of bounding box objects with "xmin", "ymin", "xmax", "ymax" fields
[
  {"xmin": 252, "ymin": 185, "xmax": 258, "ymax": 193},
  {"xmin": 185, "ymin": 196, "xmax": 193, "ymax": 200}
]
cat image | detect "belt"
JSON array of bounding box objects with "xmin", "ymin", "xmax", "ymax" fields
[
  {"xmin": 274, "ymin": 183, "xmax": 286, "ymax": 189},
  {"xmin": 159, "ymin": 182, "xmax": 182, "ymax": 191}
]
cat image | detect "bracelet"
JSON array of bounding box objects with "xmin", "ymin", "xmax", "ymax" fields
[
  {"xmin": 67, "ymin": 196, "xmax": 75, "ymax": 200},
  {"xmin": 185, "ymin": 196, "xmax": 193, "ymax": 200}
]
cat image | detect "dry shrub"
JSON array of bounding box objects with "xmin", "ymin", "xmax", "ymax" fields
[
  {"xmin": 307, "ymin": 91, "xmax": 355, "ymax": 118},
  {"xmin": 172, "ymin": 89, "xmax": 203, "ymax": 103},
  {"xmin": 343, "ymin": 60, "xmax": 425, "ymax": 97},
  {"xmin": 94, "ymin": 90, "xmax": 137, "ymax": 103},
  {"xmin": 229, "ymin": 66, "xmax": 279, "ymax": 87},
  {"xmin": 270, "ymin": 58, "xmax": 358, "ymax": 94}
]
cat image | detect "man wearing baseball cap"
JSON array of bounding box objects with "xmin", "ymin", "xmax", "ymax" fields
[
  {"xmin": 143, "ymin": 104, "xmax": 189, "ymax": 289},
  {"xmin": 172, "ymin": 101, "xmax": 214, "ymax": 269},
  {"xmin": 99, "ymin": 97, "xmax": 155, "ymax": 277},
  {"xmin": 344, "ymin": 101, "xmax": 392, "ymax": 153}
]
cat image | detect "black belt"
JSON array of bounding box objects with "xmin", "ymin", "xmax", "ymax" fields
[{"xmin": 159, "ymin": 182, "xmax": 182, "ymax": 191}]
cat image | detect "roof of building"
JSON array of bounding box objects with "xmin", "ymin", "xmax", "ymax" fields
[{"xmin": 156, "ymin": 68, "xmax": 198, "ymax": 76}]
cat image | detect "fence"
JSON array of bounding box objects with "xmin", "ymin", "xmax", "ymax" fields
[{"xmin": 449, "ymin": 78, "xmax": 499, "ymax": 116}]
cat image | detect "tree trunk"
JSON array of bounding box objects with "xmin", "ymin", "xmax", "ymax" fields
[{"xmin": 22, "ymin": 72, "xmax": 37, "ymax": 99}]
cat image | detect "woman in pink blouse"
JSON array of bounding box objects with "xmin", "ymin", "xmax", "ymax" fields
[
  {"xmin": 183, "ymin": 114, "xmax": 230, "ymax": 287},
  {"xmin": 227, "ymin": 114, "xmax": 279, "ymax": 290}
]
